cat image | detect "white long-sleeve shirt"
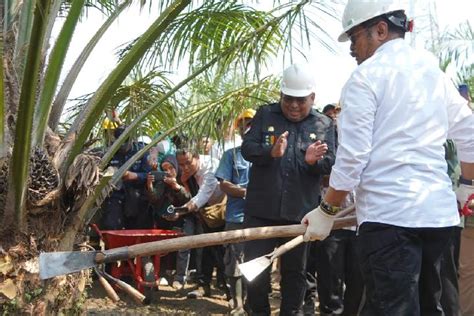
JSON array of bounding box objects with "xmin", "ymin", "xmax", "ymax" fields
[
  {"xmin": 191, "ymin": 155, "xmax": 223, "ymax": 208},
  {"xmin": 331, "ymin": 38, "xmax": 474, "ymax": 228}
]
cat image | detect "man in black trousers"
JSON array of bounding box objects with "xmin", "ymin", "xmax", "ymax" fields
[{"xmin": 242, "ymin": 63, "xmax": 336, "ymax": 315}]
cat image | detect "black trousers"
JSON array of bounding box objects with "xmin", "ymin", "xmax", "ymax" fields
[
  {"xmin": 244, "ymin": 215, "xmax": 309, "ymax": 316},
  {"xmin": 200, "ymin": 223, "xmax": 226, "ymax": 286},
  {"xmin": 440, "ymin": 226, "xmax": 461, "ymax": 316},
  {"xmin": 316, "ymin": 229, "xmax": 364, "ymax": 315},
  {"xmin": 304, "ymin": 240, "xmax": 319, "ymax": 314},
  {"xmin": 357, "ymin": 222, "xmax": 457, "ymax": 316}
]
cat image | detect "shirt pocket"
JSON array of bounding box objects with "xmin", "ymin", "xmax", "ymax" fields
[
  {"xmin": 260, "ymin": 123, "xmax": 284, "ymax": 146},
  {"xmin": 297, "ymin": 128, "xmax": 320, "ymax": 153},
  {"xmin": 233, "ymin": 161, "xmax": 249, "ymax": 187}
]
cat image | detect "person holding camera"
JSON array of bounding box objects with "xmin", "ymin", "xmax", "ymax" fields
[{"xmin": 145, "ymin": 154, "xmax": 191, "ymax": 230}]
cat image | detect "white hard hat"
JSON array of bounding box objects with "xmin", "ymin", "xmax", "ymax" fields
[
  {"xmin": 338, "ymin": 0, "xmax": 406, "ymax": 42},
  {"xmin": 280, "ymin": 64, "xmax": 316, "ymax": 97}
]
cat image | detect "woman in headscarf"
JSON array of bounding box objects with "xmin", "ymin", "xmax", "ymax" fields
[{"xmin": 146, "ymin": 154, "xmax": 191, "ymax": 229}]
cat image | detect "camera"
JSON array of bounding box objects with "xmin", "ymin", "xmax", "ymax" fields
[
  {"xmin": 149, "ymin": 170, "xmax": 168, "ymax": 181},
  {"xmin": 166, "ymin": 205, "xmax": 189, "ymax": 215}
]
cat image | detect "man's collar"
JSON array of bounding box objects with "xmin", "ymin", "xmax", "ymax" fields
[
  {"xmin": 374, "ymin": 38, "xmax": 406, "ymax": 55},
  {"xmin": 270, "ymin": 103, "xmax": 282, "ymax": 112}
]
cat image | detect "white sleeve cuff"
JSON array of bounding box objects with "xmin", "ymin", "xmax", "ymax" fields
[{"xmin": 329, "ymin": 167, "xmax": 359, "ymax": 192}]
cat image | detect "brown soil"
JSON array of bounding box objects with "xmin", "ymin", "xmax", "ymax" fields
[{"xmin": 85, "ymin": 277, "xmax": 283, "ymax": 315}]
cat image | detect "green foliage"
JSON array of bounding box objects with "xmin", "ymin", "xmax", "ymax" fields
[
  {"xmin": 4, "ymin": 0, "xmax": 338, "ymax": 236},
  {"xmin": 438, "ymin": 20, "xmax": 473, "ymax": 98},
  {"xmin": 10, "ymin": 0, "xmax": 52, "ymax": 230},
  {"xmin": 62, "ymin": 0, "xmax": 192, "ymax": 175},
  {"xmin": 34, "ymin": 0, "xmax": 86, "ymax": 147}
]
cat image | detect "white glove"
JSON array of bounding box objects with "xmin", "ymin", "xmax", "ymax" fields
[
  {"xmin": 456, "ymin": 183, "xmax": 474, "ymax": 215},
  {"xmin": 301, "ymin": 206, "xmax": 335, "ymax": 242}
]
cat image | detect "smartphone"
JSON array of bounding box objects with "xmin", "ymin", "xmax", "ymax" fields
[{"xmin": 149, "ymin": 170, "xmax": 168, "ymax": 181}]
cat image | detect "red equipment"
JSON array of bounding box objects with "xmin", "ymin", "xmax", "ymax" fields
[
  {"xmin": 91, "ymin": 224, "xmax": 183, "ymax": 293},
  {"xmin": 461, "ymin": 193, "xmax": 474, "ymax": 217}
]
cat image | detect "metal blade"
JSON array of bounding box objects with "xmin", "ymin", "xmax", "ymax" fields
[
  {"xmin": 39, "ymin": 251, "xmax": 98, "ymax": 280},
  {"xmin": 238, "ymin": 256, "xmax": 272, "ymax": 282}
]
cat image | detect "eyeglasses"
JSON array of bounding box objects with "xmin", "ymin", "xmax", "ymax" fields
[
  {"xmin": 348, "ymin": 21, "xmax": 379, "ymax": 45},
  {"xmin": 282, "ymin": 94, "xmax": 311, "ymax": 105}
]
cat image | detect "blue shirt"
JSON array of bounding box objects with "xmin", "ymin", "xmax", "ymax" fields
[
  {"xmin": 109, "ymin": 142, "xmax": 151, "ymax": 186},
  {"xmin": 215, "ymin": 147, "xmax": 251, "ymax": 223}
]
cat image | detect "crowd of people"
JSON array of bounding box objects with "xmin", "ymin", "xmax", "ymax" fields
[{"xmin": 96, "ymin": 0, "xmax": 474, "ymax": 315}]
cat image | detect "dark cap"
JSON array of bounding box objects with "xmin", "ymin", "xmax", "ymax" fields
[
  {"xmin": 113, "ymin": 125, "xmax": 126, "ymax": 139},
  {"xmin": 322, "ymin": 104, "xmax": 336, "ymax": 114}
]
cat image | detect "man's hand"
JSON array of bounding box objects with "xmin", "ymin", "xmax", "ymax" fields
[
  {"xmin": 184, "ymin": 201, "xmax": 198, "ymax": 213},
  {"xmin": 271, "ymin": 131, "xmax": 289, "ymax": 158},
  {"xmin": 301, "ymin": 206, "xmax": 335, "ymax": 241},
  {"xmin": 122, "ymin": 170, "xmax": 138, "ymax": 181},
  {"xmin": 146, "ymin": 173, "xmax": 154, "ymax": 192},
  {"xmin": 164, "ymin": 175, "xmax": 180, "ymax": 191},
  {"xmin": 456, "ymin": 183, "xmax": 474, "ymax": 216},
  {"xmin": 163, "ymin": 212, "xmax": 180, "ymax": 221},
  {"xmin": 304, "ymin": 141, "xmax": 328, "ymax": 165}
]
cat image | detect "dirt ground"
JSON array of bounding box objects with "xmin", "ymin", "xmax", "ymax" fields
[{"xmin": 85, "ymin": 276, "xmax": 283, "ymax": 315}]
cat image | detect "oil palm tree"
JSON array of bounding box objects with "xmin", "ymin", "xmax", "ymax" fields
[
  {"xmin": 0, "ymin": 0, "xmax": 337, "ymax": 312},
  {"xmin": 438, "ymin": 20, "xmax": 473, "ymax": 98}
]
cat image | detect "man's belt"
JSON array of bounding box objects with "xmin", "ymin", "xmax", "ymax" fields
[{"xmin": 459, "ymin": 176, "xmax": 474, "ymax": 186}]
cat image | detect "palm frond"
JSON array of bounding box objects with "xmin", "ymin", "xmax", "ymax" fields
[
  {"xmin": 41, "ymin": 0, "xmax": 62, "ymax": 53},
  {"xmin": 142, "ymin": 1, "xmax": 283, "ymax": 76},
  {"xmin": 33, "ymin": 0, "xmax": 86, "ymax": 147},
  {"xmin": 48, "ymin": 0, "xmax": 131, "ymax": 131},
  {"xmin": 181, "ymin": 75, "xmax": 280, "ymax": 147},
  {"xmin": 132, "ymin": 0, "xmax": 337, "ymax": 75},
  {"xmin": 100, "ymin": 1, "xmax": 311, "ymax": 169},
  {"xmin": 59, "ymin": 0, "xmax": 191, "ymax": 176},
  {"xmin": 0, "ymin": 23, "xmax": 4, "ymax": 151},
  {"xmin": 12, "ymin": 0, "xmax": 35, "ymax": 79},
  {"xmin": 439, "ymin": 20, "xmax": 474, "ymax": 69},
  {"xmin": 6, "ymin": 0, "xmax": 52, "ymax": 231}
]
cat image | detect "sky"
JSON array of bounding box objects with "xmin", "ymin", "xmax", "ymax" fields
[{"xmin": 57, "ymin": 0, "xmax": 474, "ymax": 110}]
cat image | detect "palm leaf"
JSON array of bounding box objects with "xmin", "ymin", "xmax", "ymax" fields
[
  {"xmin": 41, "ymin": 0, "xmax": 62, "ymax": 53},
  {"xmin": 0, "ymin": 23, "xmax": 4, "ymax": 151},
  {"xmin": 100, "ymin": 1, "xmax": 305, "ymax": 169},
  {"xmin": 48, "ymin": 0, "xmax": 131, "ymax": 131},
  {"xmin": 12, "ymin": 0, "xmax": 35, "ymax": 79},
  {"xmin": 33, "ymin": 0, "xmax": 86, "ymax": 147},
  {"xmin": 6, "ymin": 0, "xmax": 52, "ymax": 230},
  {"xmin": 439, "ymin": 20, "xmax": 474, "ymax": 69},
  {"xmin": 59, "ymin": 0, "xmax": 191, "ymax": 175}
]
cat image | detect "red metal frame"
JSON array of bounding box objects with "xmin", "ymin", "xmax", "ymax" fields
[{"xmin": 91, "ymin": 224, "xmax": 183, "ymax": 293}]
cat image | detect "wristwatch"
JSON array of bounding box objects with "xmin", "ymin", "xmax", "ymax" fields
[
  {"xmin": 320, "ymin": 200, "xmax": 341, "ymax": 216},
  {"xmin": 459, "ymin": 176, "xmax": 474, "ymax": 186}
]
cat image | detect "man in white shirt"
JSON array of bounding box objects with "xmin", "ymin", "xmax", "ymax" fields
[
  {"xmin": 302, "ymin": 0, "xmax": 474, "ymax": 315},
  {"xmin": 172, "ymin": 149, "xmax": 225, "ymax": 295}
]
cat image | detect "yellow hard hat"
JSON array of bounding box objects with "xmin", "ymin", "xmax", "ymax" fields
[
  {"xmin": 234, "ymin": 109, "xmax": 256, "ymax": 128},
  {"xmin": 102, "ymin": 117, "xmax": 120, "ymax": 130}
]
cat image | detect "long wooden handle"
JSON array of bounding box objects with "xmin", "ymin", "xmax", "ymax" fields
[
  {"xmin": 335, "ymin": 205, "xmax": 355, "ymax": 218},
  {"xmin": 95, "ymin": 216, "xmax": 357, "ymax": 264},
  {"xmin": 271, "ymin": 235, "xmax": 305, "ymax": 259},
  {"xmin": 94, "ymin": 268, "xmax": 120, "ymax": 302},
  {"xmin": 267, "ymin": 205, "xmax": 356, "ymax": 260},
  {"xmin": 102, "ymin": 271, "xmax": 146, "ymax": 304}
]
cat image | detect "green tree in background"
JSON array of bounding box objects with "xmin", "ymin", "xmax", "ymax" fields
[{"xmin": 0, "ymin": 0, "xmax": 337, "ymax": 312}]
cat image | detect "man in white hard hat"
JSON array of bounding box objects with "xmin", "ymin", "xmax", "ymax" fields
[
  {"xmin": 302, "ymin": 0, "xmax": 474, "ymax": 315},
  {"xmin": 241, "ymin": 63, "xmax": 336, "ymax": 315}
]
